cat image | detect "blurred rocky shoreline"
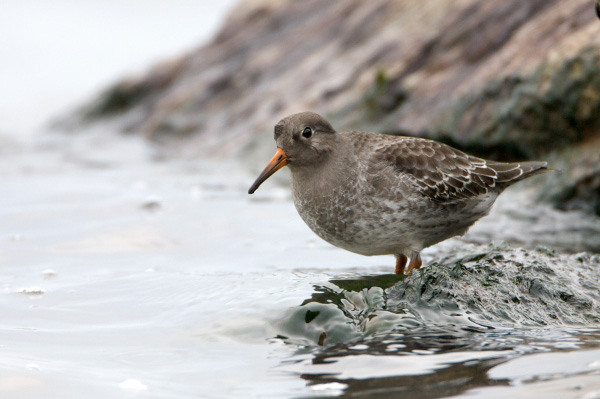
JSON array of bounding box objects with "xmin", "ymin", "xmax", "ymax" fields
[{"xmin": 57, "ymin": 0, "xmax": 600, "ymax": 218}]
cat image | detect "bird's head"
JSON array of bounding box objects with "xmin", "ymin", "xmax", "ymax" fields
[{"xmin": 248, "ymin": 112, "xmax": 337, "ymax": 194}]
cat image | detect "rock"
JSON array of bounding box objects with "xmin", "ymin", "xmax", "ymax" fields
[
  {"xmin": 276, "ymin": 244, "xmax": 600, "ymax": 346},
  {"xmin": 423, "ymin": 47, "xmax": 600, "ymax": 161},
  {"xmin": 393, "ymin": 245, "xmax": 600, "ymax": 327},
  {"xmin": 539, "ymin": 136, "xmax": 600, "ymax": 215}
]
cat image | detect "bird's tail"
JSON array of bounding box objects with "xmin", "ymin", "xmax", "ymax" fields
[{"xmin": 487, "ymin": 161, "xmax": 549, "ymax": 185}]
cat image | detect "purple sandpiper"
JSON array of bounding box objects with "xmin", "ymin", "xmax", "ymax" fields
[{"xmin": 249, "ymin": 112, "xmax": 548, "ymax": 274}]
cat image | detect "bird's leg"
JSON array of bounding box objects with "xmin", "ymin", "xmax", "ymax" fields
[
  {"xmin": 406, "ymin": 251, "xmax": 422, "ymax": 275},
  {"xmin": 395, "ymin": 254, "xmax": 408, "ymax": 274}
]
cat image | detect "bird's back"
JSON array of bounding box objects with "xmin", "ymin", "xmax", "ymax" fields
[{"xmin": 346, "ymin": 131, "xmax": 547, "ymax": 203}]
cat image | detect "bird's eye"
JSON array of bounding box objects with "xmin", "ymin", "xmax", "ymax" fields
[{"xmin": 302, "ymin": 127, "xmax": 313, "ymax": 138}]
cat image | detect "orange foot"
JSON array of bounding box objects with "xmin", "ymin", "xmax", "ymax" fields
[
  {"xmin": 406, "ymin": 251, "xmax": 422, "ymax": 275},
  {"xmin": 395, "ymin": 254, "xmax": 408, "ymax": 274}
]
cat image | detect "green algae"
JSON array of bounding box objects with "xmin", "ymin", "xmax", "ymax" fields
[
  {"xmin": 84, "ymin": 80, "xmax": 157, "ymax": 119},
  {"xmin": 363, "ymin": 70, "xmax": 408, "ymax": 118}
]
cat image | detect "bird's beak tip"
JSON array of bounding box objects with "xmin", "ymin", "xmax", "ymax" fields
[{"xmin": 248, "ymin": 148, "xmax": 289, "ymax": 194}]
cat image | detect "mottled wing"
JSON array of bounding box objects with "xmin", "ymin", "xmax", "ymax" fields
[{"xmin": 374, "ymin": 137, "xmax": 542, "ymax": 202}]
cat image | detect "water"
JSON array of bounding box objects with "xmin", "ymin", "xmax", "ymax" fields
[{"xmin": 1, "ymin": 129, "xmax": 600, "ymax": 399}]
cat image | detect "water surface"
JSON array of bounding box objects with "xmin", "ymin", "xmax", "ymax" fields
[{"xmin": 1, "ymin": 130, "xmax": 599, "ymax": 398}]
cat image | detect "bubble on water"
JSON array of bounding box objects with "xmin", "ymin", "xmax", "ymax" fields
[
  {"xmin": 348, "ymin": 344, "xmax": 369, "ymax": 351},
  {"xmin": 141, "ymin": 195, "xmax": 162, "ymax": 212},
  {"xmin": 413, "ymin": 349, "xmax": 436, "ymax": 355},
  {"xmin": 119, "ymin": 379, "xmax": 147, "ymax": 391},
  {"xmin": 42, "ymin": 269, "xmax": 57, "ymax": 278},
  {"xmin": 309, "ymin": 382, "xmax": 347, "ymax": 396},
  {"xmin": 588, "ymin": 360, "xmax": 600, "ymax": 369},
  {"xmin": 17, "ymin": 287, "xmax": 45, "ymax": 295}
]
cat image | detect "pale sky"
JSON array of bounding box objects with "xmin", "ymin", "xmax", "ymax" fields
[{"xmin": 0, "ymin": 0, "xmax": 238, "ymax": 132}]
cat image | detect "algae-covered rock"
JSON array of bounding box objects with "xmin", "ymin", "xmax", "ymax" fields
[
  {"xmin": 392, "ymin": 245, "xmax": 600, "ymax": 327},
  {"xmin": 276, "ymin": 244, "xmax": 600, "ymax": 347},
  {"xmin": 424, "ymin": 47, "xmax": 600, "ymax": 161}
]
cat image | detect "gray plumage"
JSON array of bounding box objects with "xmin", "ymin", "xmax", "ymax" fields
[{"xmin": 249, "ymin": 112, "xmax": 548, "ymax": 274}]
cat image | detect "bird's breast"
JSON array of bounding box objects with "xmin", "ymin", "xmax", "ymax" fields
[
  {"xmin": 290, "ymin": 172, "xmax": 415, "ymax": 255},
  {"xmin": 291, "ymin": 177, "xmax": 360, "ymax": 239}
]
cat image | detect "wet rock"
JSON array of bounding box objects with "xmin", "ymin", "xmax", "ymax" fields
[
  {"xmin": 276, "ymin": 244, "xmax": 600, "ymax": 346},
  {"xmin": 424, "ymin": 47, "xmax": 600, "ymax": 161},
  {"xmin": 393, "ymin": 244, "xmax": 600, "ymax": 327}
]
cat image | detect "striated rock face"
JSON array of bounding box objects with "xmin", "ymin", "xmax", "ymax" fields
[
  {"xmin": 62, "ymin": 1, "xmax": 599, "ymax": 151},
  {"xmin": 540, "ymin": 135, "xmax": 600, "ymax": 215},
  {"xmin": 61, "ymin": 0, "xmax": 600, "ymax": 213}
]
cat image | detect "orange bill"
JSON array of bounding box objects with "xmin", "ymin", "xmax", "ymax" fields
[{"xmin": 248, "ymin": 148, "xmax": 289, "ymax": 194}]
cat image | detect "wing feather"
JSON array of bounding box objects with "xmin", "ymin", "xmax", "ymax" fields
[{"xmin": 370, "ymin": 137, "xmax": 546, "ymax": 202}]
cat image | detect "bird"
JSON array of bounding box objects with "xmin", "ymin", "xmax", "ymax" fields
[{"xmin": 248, "ymin": 112, "xmax": 548, "ymax": 275}]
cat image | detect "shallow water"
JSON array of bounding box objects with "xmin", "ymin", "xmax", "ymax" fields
[{"xmin": 1, "ymin": 130, "xmax": 600, "ymax": 398}]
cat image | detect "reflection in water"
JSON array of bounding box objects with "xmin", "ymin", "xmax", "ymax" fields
[
  {"xmin": 277, "ymin": 270, "xmax": 600, "ymax": 398},
  {"xmin": 301, "ymin": 357, "xmax": 509, "ymax": 399}
]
